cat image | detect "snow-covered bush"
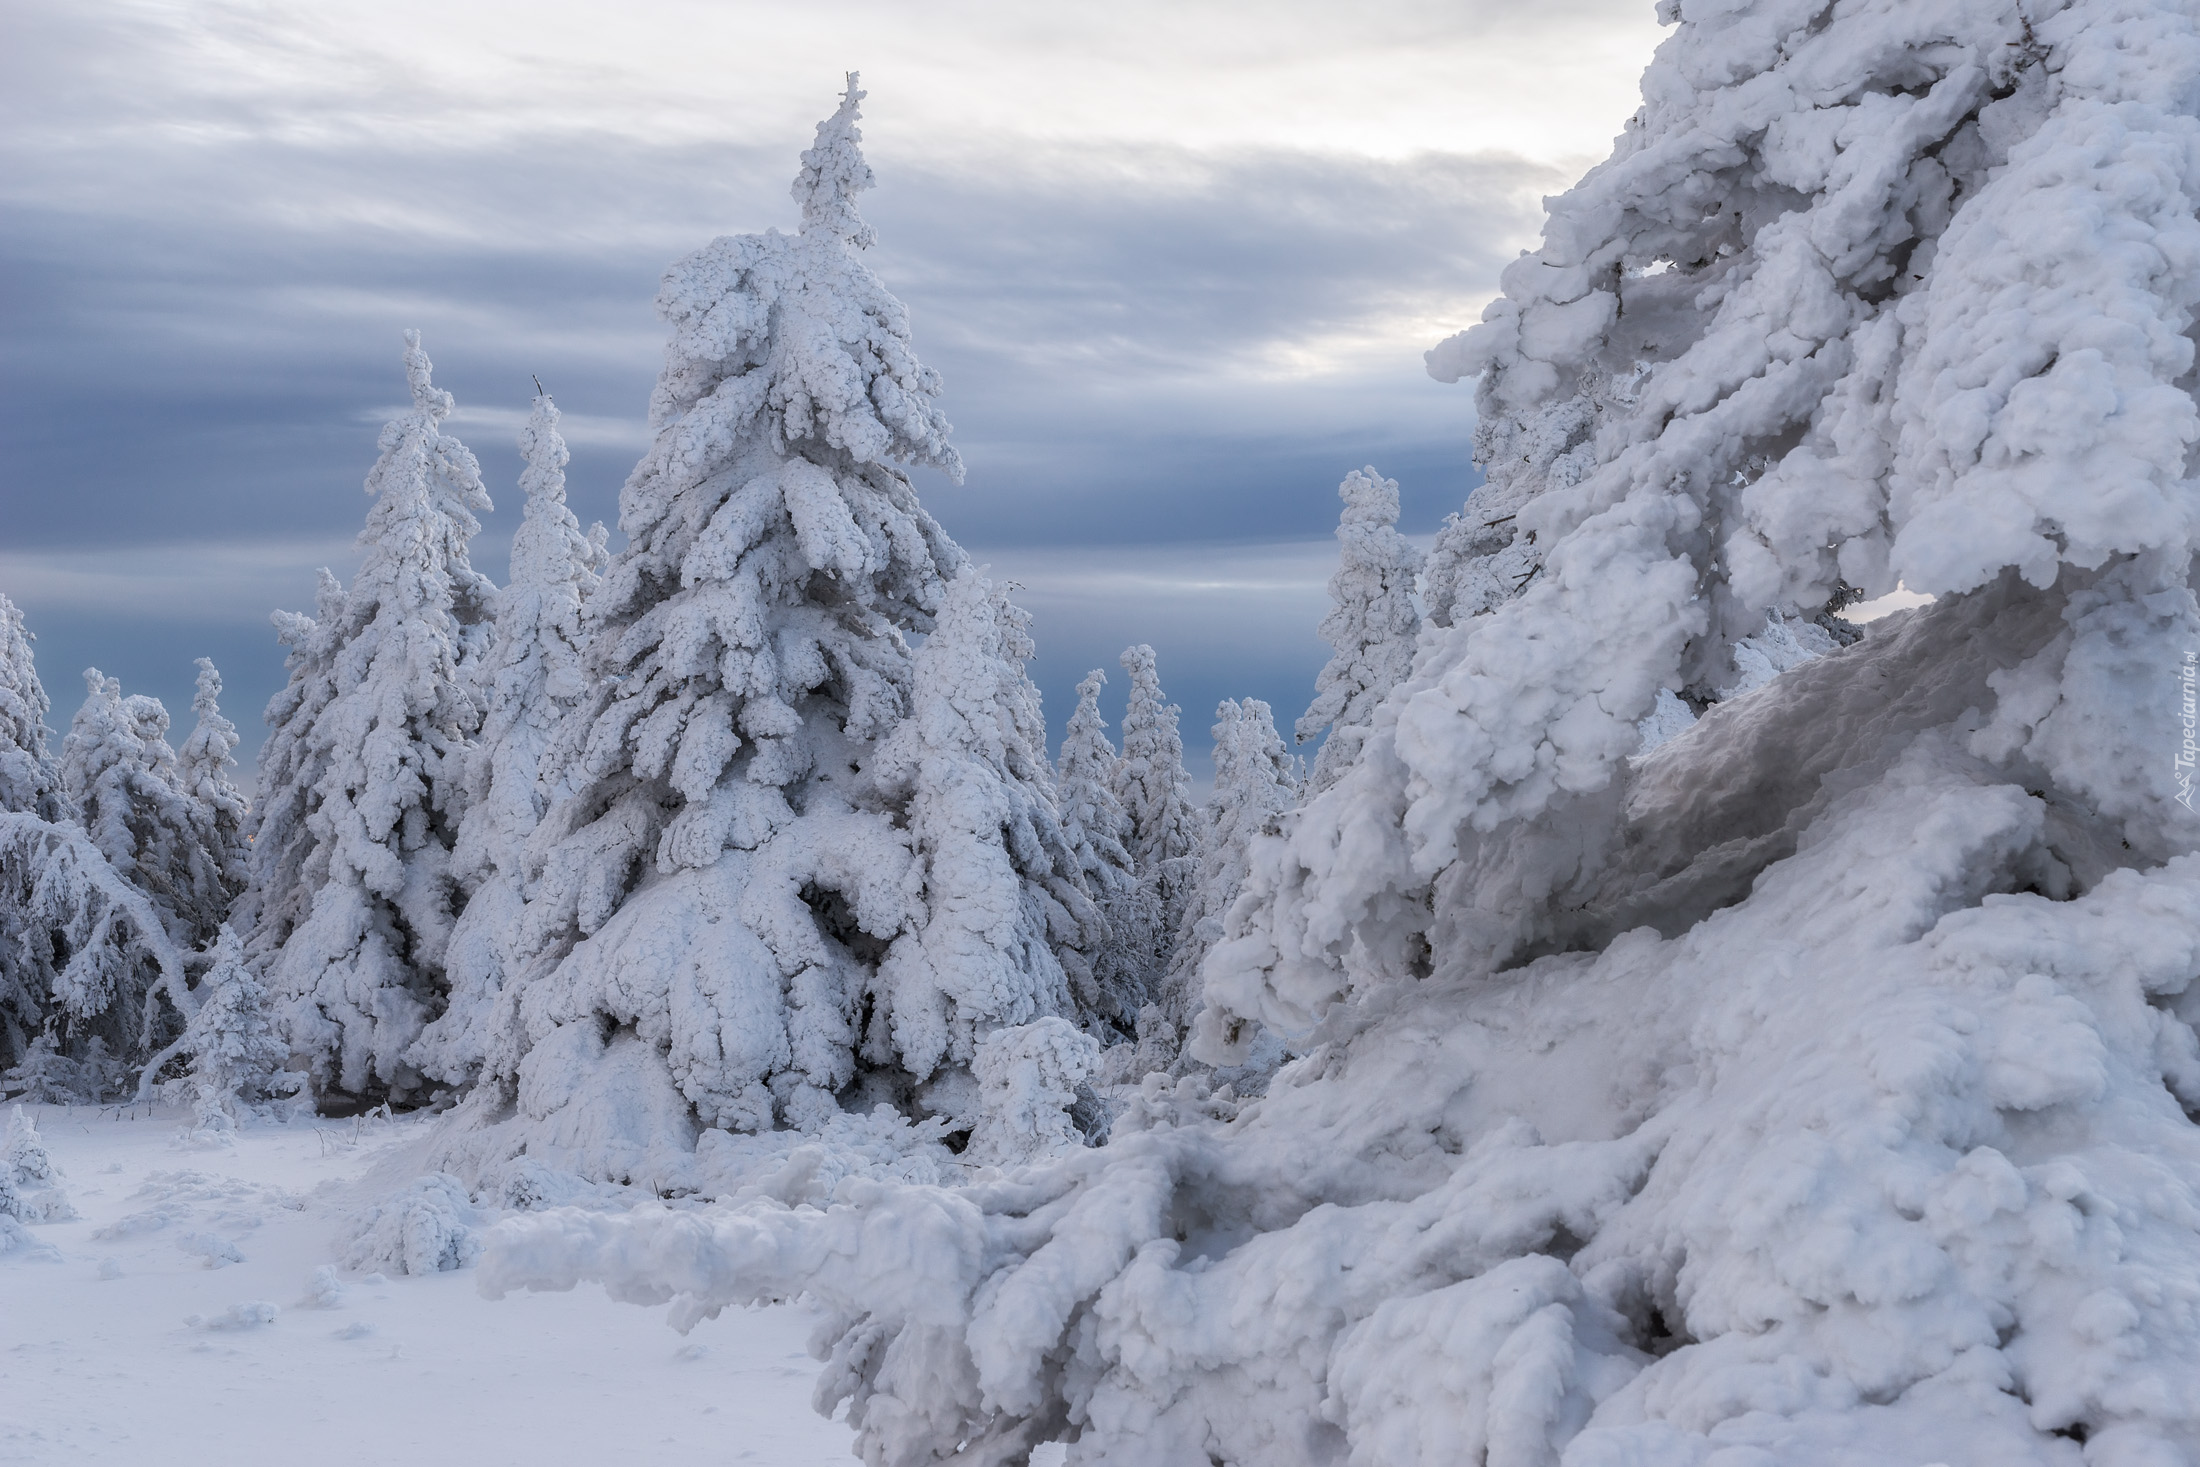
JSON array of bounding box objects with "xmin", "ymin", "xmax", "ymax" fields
[
  {"xmin": 691, "ymin": 1103, "xmax": 957, "ymax": 1205},
  {"xmin": 440, "ymin": 80, "xmax": 1117, "ymax": 1183},
  {"xmin": 342, "ymin": 1172, "xmax": 483, "ymax": 1275},
  {"xmin": 413, "ymin": 391, "xmax": 599, "ymax": 1090},
  {"xmin": 484, "ymin": 4, "xmax": 2200, "ymax": 1462},
  {"xmin": 1297, "ymin": 467, "xmax": 1422, "ymax": 791},
  {"xmin": 1, "ymin": 1104, "xmax": 75, "ymax": 1224},
  {"xmin": 246, "ymin": 330, "xmax": 496, "ymax": 1103}
]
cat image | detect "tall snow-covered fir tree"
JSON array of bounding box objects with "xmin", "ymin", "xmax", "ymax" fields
[
  {"xmin": 1053, "ymin": 668, "xmax": 1150, "ymax": 1027},
  {"xmin": 490, "ymin": 4, "xmax": 2200, "ymax": 1463},
  {"xmin": 245, "ymin": 331, "xmax": 496, "ymax": 1103},
  {"xmin": 412, "ymin": 392, "xmax": 599, "ymax": 1090},
  {"xmin": 867, "ymin": 569, "xmax": 1109, "ymax": 1105},
  {"xmin": 1296, "ymin": 466, "xmax": 1422, "ymax": 791},
  {"xmin": 177, "ymin": 658, "xmax": 249, "ymax": 908},
  {"xmin": 459, "ymin": 79, "xmax": 1107, "ymax": 1179},
  {"xmin": 1110, "ymin": 642, "xmax": 1197, "ymax": 981},
  {"xmin": 1164, "ymin": 697, "xmax": 1297, "ymax": 1029},
  {"xmin": 0, "ymin": 595, "xmax": 63, "ymax": 826}
]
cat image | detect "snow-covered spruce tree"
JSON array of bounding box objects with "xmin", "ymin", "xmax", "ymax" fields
[
  {"xmin": 412, "ymin": 392, "xmax": 598, "ymax": 1090},
  {"xmin": 457, "ymin": 79, "xmax": 1111, "ymax": 1180},
  {"xmin": 1296, "ymin": 466, "xmax": 1422, "ymax": 791},
  {"xmin": 164, "ymin": 925, "xmax": 298, "ymax": 1133},
  {"xmin": 488, "ymin": 4, "xmax": 2200, "ymax": 1462},
  {"xmin": 1054, "ymin": 669, "xmax": 1153, "ymax": 1032},
  {"xmin": 0, "ymin": 593, "xmax": 64, "ymax": 1062},
  {"xmin": 0, "ymin": 594, "xmax": 63, "ymax": 825},
  {"xmin": 869, "ymin": 569, "xmax": 1110, "ymax": 1097},
  {"xmin": 1162, "ymin": 698, "xmax": 1297, "ymax": 1032},
  {"xmin": 62, "ymin": 669, "xmax": 239, "ymax": 958},
  {"xmin": 0, "ymin": 613, "xmax": 190, "ymax": 1080},
  {"xmin": 1110, "ymin": 643, "xmax": 1197, "ymax": 975},
  {"xmin": 177, "ymin": 658, "xmax": 249, "ymax": 905},
  {"xmin": 247, "ymin": 331, "xmax": 495, "ymax": 1104},
  {"xmin": 1, "ymin": 1104, "xmax": 73, "ymax": 1224}
]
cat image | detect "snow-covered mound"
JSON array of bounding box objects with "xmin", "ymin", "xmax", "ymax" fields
[{"xmin": 481, "ymin": 0, "xmax": 2200, "ymax": 1461}]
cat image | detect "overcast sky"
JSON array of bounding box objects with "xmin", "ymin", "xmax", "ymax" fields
[{"xmin": 0, "ymin": 0, "xmax": 1665, "ymax": 784}]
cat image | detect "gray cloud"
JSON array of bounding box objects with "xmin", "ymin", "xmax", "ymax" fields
[{"xmin": 0, "ymin": 0, "xmax": 1653, "ymax": 778}]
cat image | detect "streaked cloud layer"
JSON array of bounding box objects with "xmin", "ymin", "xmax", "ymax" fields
[{"xmin": 0, "ymin": 0, "xmax": 1663, "ymax": 778}]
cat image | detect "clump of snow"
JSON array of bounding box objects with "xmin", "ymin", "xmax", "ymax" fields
[
  {"xmin": 177, "ymin": 1230, "xmax": 244, "ymax": 1268},
  {"xmin": 340, "ymin": 1172, "xmax": 484, "ymax": 1276},
  {"xmin": 486, "ymin": 1157, "xmax": 612, "ymax": 1214},
  {"xmin": 0, "ymin": 1213, "xmax": 60, "ymax": 1263},
  {"xmin": 693, "ymin": 1103, "xmax": 955, "ymax": 1205},
  {"xmin": 184, "ymin": 1300, "xmax": 278, "ymax": 1330},
  {"xmin": 305, "ymin": 1262, "xmax": 347, "ymax": 1307}
]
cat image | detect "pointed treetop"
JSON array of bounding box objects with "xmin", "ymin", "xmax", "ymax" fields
[
  {"xmin": 793, "ymin": 72, "xmax": 878, "ymax": 249},
  {"xmin": 401, "ymin": 328, "xmax": 454, "ymax": 423},
  {"xmin": 518, "ymin": 392, "xmax": 570, "ymax": 507},
  {"xmin": 0, "ymin": 591, "xmax": 63, "ymax": 821},
  {"xmin": 1337, "ymin": 465, "xmax": 1401, "ymax": 526},
  {"xmin": 190, "ymin": 657, "xmax": 223, "ymax": 721}
]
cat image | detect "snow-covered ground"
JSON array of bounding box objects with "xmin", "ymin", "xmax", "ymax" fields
[{"xmin": 0, "ymin": 1104, "xmax": 861, "ymax": 1466}]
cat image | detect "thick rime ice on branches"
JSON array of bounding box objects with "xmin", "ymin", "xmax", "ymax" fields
[
  {"xmin": 1298, "ymin": 468, "xmax": 1423, "ymax": 792},
  {"xmin": 1407, "ymin": 0, "xmax": 2200, "ymax": 844},
  {"xmin": 0, "ymin": 595, "xmax": 63, "ymax": 825},
  {"xmin": 1634, "ymin": 610, "xmax": 1846, "ymax": 755},
  {"xmin": 63, "ymin": 669, "xmax": 239, "ymax": 957},
  {"xmin": 415, "ymin": 394, "xmax": 600, "ymax": 1089},
  {"xmin": 1111, "ymin": 644, "xmax": 1197, "ymax": 988},
  {"xmin": 1165, "ymin": 699, "xmax": 1298, "ymax": 1036},
  {"xmin": 443, "ymin": 84, "xmax": 1119, "ymax": 1182},
  {"xmin": 485, "ymin": 2, "xmax": 2200, "ymax": 1461},
  {"xmin": 246, "ymin": 331, "xmax": 495, "ymax": 1103}
]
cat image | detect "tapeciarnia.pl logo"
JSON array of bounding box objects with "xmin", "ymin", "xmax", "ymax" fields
[{"xmin": 2178, "ymin": 650, "xmax": 2198, "ymax": 811}]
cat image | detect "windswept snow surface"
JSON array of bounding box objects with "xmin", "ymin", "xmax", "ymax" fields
[{"xmin": 0, "ymin": 1106, "xmax": 858, "ymax": 1466}]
